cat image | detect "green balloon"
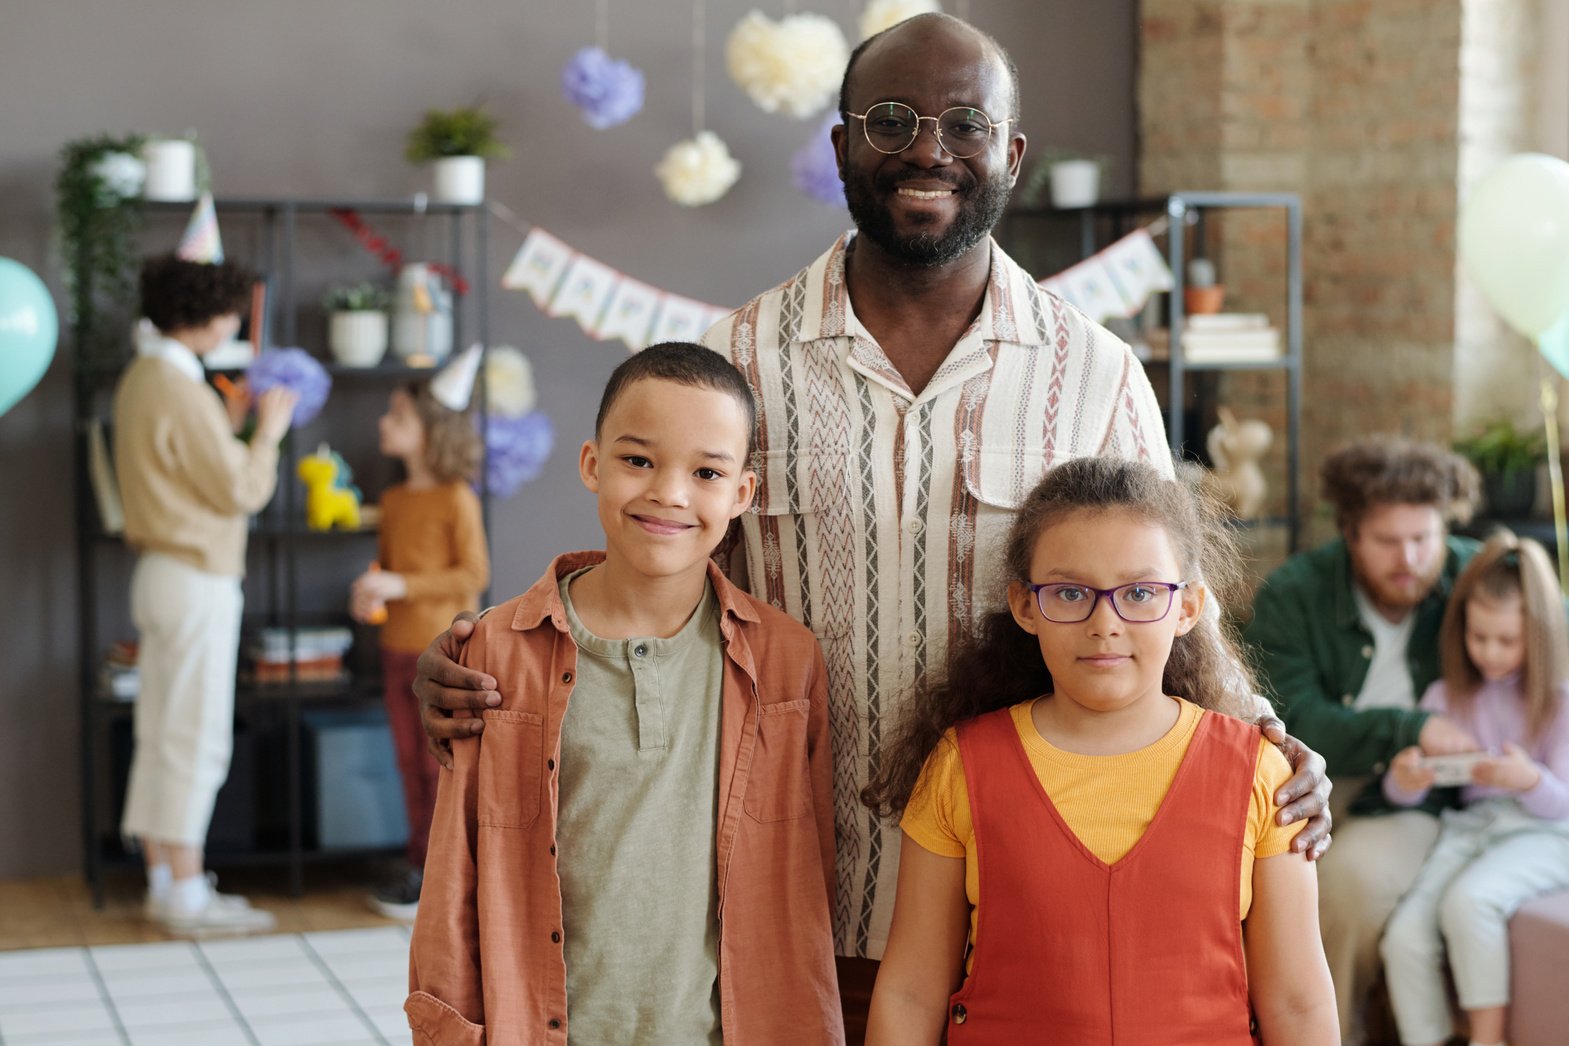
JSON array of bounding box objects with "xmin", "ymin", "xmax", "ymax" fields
[{"xmin": 0, "ymin": 257, "xmax": 59, "ymax": 419}]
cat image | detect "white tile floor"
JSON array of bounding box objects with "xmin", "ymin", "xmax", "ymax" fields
[{"xmin": 0, "ymin": 926, "xmax": 411, "ymax": 1046}]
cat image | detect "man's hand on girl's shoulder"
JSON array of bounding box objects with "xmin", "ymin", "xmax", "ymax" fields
[{"xmin": 1257, "ymin": 714, "xmax": 1333, "ymax": 860}]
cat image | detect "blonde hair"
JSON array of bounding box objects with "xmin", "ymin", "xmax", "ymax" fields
[{"xmin": 1439, "ymin": 531, "xmax": 1568, "ymax": 743}]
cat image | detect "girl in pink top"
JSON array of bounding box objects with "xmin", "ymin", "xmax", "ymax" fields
[{"xmin": 1381, "ymin": 531, "xmax": 1569, "ymax": 1046}]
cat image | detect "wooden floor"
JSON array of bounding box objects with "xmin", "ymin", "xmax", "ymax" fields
[{"xmin": 0, "ymin": 862, "xmax": 400, "ymax": 952}]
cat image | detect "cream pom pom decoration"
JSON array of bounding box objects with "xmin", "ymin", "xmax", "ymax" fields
[
  {"xmin": 483, "ymin": 345, "xmax": 538, "ymax": 417},
  {"xmin": 859, "ymin": 0, "xmax": 942, "ymax": 39},
  {"xmin": 725, "ymin": 11, "xmax": 850, "ymax": 119},
  {"xmin": 655, "ymin": 131, "xmax": 742, "ymax": 207}
]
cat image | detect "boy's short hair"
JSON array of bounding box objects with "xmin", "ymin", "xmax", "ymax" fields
[
  {"xmin": 139, "ymin": 253, "xmax": 256, "ymax": 334},
  {"xmin": 1320, "ymin": 437, "xmax": 1481, "ymax": 533},
  {"xmin": 595, "ymin": 342, "xmax": 757, "ymax": 459}
]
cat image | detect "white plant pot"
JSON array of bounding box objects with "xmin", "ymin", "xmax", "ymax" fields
[
  {"xmin": 142, "ymin": 139, "xmax": 197, "ymax": 202},
  {"xmin": 432, "ymin": 156, "xmax": 485, "ymax": 205},
  {"xmin": 1049, "ymin": 159, "xmax": 1101, "ymax": 209},
  {"xmin": 328, "ymin": 311, "xmax": 389, "ymax": 367}
]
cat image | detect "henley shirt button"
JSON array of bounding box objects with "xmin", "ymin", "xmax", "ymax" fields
[
  {"xmin": 550, "ymin": 930, "xmax": 561, "ymax": 943},
  {"xmin": 633, "ymin": 644, "xmax": 648, "ymax": 658},
  {"xmin": 1341, "ymin": 694, "xmax": 1354, "ymax": 707},
  {"xmin": 951, "ymin": 1003, "xmax": 967, "ymax": 1024},
  {"xmin": 1361, "ymin": 645, "xmax": 1373, "ymax": 659}
]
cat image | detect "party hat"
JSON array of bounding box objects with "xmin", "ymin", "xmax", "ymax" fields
[
  {"xmin": 176, "ymin": 191, "xmax": 224, "ymax": 263},
  {"xmin": 432, "ymin": 343, "xmax": 482, "ymax": 411}
]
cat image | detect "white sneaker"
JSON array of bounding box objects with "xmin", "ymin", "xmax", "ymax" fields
[{"xmin": 157, "ymin": 876, "xmax": 277, "ymax": 937}]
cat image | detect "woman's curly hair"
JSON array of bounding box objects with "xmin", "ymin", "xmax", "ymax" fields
[
  {"xmin": 862, "ymin": 455, "xmax": 1259, "ymax": 819},
  {"xmin": 138, "ymin": 253, "xmax": 255, "ymax": 333}
]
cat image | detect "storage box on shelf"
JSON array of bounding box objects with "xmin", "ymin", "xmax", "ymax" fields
[
  {"xmin": 1001, "ymin": 191, "xmax": 1303, "ymax": 552},
  {"xmin": 73, "ymin": 196, "xmax": 490, "ymax": 905}
]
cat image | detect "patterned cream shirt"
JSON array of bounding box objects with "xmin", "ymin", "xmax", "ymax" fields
[{"xmin": 703, "ymin": 232, "xmax": 1173, "ymax": 958}]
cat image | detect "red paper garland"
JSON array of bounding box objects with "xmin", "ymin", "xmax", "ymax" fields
[{"xmin": 328, "ymin": 208, "xmax": 470, "ymax": 296}]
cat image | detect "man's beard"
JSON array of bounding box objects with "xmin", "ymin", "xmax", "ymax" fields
[{"xmin": 843, "ymin": 165, "xmax": 1012, "ymax": 267}]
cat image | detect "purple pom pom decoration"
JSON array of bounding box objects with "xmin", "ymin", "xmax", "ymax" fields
[
  {"xmin": 792, "ymin": 114, "xmax": 845, "ymax": 207},
  {"xmin": 246, "ymin": 347, "xmax": 332, "ymax": 427},
  {"xmin": 562, "ymin": 46, "xmax": 646, "ymax": 130},
  {"xmin": 480, "ymin": 410, "xmax": 555, "ymax": 500}
]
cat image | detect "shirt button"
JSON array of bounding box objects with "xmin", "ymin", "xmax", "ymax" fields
[
  {"xmin": 907, "ymin": 630, "xmax": 921, "ymax": 647},
  {"xmin": 548, "ymin": 1018, "xmax": 562, "ymax": 1030},
  {"xmin": 550, "ymin": 844, "xmax": 556, "ymax": 856},
  {"xmin": 908, "ymin": 518, "xmax": 923, "ymax": 534},
  {"xmin": 1341, "ymin": 694, "xmax": 1354, "ymax": 707},
  {"xmin": 550, "ymin": 930, "xmax": 561, "ymax": 943},
  {"xmin": 1374, "ymin": 762, "xmax": 1387, "ymax": 774},
  {"xmin": 1361, "ymin": 645, "xmax": 1373, "ymax": 659},
  {"xmin": 633, "ymin": 644, "xmax": 647, "ymax": 658},
  {"xmin": 951, "ymin": 1003, "xmax": 968, "ymax": 1025},
  {"xmin": 547, "ymin": 758, "xmax": 556, "ymax": 771},
  {"xmin": 562, "ymin": 671, "xmax": 573, "ymax": 683}
]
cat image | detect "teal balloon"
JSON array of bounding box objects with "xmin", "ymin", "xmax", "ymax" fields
[
  {"xmin": 1542, "ymin": 308, "xmax": 1569, "ymax": 382},
  {"xmin": 0, "ymin": 257, "xmax": 59, "ymax": 419}
]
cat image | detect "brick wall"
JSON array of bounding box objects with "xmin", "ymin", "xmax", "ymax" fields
[{"xmin": 1139, "ymin": 0, "xmax": 1542, "ymax": 552}]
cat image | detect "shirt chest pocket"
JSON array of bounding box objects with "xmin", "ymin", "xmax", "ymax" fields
[
  {"xmin": 751, "ymin": 449, "xmax": 852, "ymax": 641},
  {"xmin": 742, "ymin": 699, "xmax": 813, "ymax": 823},
  {"xmin": 962, "ymin": 447, "xmax": 1053, "ymax": 611},
  {"xmin": 476, "ymin": 709, "xmax": 545, "ymax": 829}
]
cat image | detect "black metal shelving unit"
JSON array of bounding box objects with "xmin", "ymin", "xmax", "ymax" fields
[
  {"xmin": 1003, "ymin": 191, "xmax": 1304, "ymax": 553},
  {"xmin": 74, "ymin": 195, "xmax": 490, "ymax": 905}
]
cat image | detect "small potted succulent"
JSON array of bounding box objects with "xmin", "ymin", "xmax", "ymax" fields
[
  {"xmin": 1455, "ymin": 419, "xmax": 1547, "ymax": 518},
  {"xmin": 1184, "ymin": 257, "xmax": 1226, "ymax": 315},
  {"xmin": 322, "ymin": 282, "xmax": 392, "ymax": 367},
  {"xmin": 405, "ymin": 105, "xmax": 508, "ymax": 205}
]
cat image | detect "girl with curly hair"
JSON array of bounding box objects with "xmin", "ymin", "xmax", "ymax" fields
[{"xmin": 862, "ymin": 456, "xmax": 1336, "ymax": 1044}]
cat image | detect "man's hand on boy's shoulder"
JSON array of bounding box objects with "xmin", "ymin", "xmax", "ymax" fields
[
  {"xmin": 415, "ymin": 612, "xmax": 501, "ymax": 769},
  {"xmin": 1257, "ymin": 714, "xmax": 1333, "ymax": 861}
]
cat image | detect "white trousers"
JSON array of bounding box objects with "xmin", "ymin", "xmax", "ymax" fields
[
  {"xmin": 121, "ymin": 552, "xmax": 244, "ymax": 848},
  {"xmin": 1316, "ymin": 778, "xmax": 1442, "ymax": 1044},
  {"xmin": 1381, "ymin": 798, "xmax": 1569, "ymax": 1046}
]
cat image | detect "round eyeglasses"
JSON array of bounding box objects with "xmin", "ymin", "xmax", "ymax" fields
[
  {"xmin": 845, "ymin": 102, "xmax": 1012, "ymax": 160},
  {"xmin": 1026, "ymin": 581, "xmax": 1190, "ymax": 624}
]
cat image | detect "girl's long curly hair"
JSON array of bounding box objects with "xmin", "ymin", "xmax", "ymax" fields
[{"xmin": 862, "ymin": 455, "xmax": 1259, "ymax": 818}]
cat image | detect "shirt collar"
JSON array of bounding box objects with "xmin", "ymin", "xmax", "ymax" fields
[
  {"xmin": 146, "ymin": 335, "xmax": 205, "ymax": 384},
  {"xmin": 779, "ymin": 231, "xmax": 1052, "ymax": 351},
  {"xmin": 511, "ymin": 551, "xmax": 761, "ymax": 634}
]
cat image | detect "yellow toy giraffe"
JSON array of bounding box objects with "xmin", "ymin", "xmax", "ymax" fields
[{"xmin": 296, "ymin": 443, "xmax": 362, "ymax": 531}]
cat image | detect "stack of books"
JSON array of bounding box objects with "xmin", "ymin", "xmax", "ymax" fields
[
  {"xmin": 246, "ymin": 626, "xmax": 354, "ymax": 684},
  {"xmin": 1145, "ymin": 314, "xmax": 1284, "ymax": 364}
]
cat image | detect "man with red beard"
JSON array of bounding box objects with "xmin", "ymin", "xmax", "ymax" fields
[{"xmin": 1246, "ymin": 437, "xmax": 1485, "ymax": 1044}]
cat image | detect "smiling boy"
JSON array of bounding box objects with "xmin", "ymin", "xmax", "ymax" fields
[{"xmin": 407, "ymin": 343, "xmax": 842, "ymax": 1045}]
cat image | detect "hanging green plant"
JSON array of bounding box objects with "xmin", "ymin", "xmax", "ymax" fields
[{"xmin": 55, "ymin": 133, "xmax": 148, "ymax": 368}]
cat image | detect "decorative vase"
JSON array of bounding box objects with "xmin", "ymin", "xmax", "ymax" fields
[
  {"xmin": 432, "ymin": 156, "xmax": 485, "ymax": 205},
  {"xmin": 328, "ymin": 311, "xmax": 389, "ymax": 367},
  {"xmin": 1184, "ymin": 285, "xmax": 1227, "ymax": 315},
  {"xmin": 1049, "ymin": 159, "xmax": 1100, "ymax": 209},
  {"xmin": 141, "ymin": 139, "xmax": 197, "ymax": 202},
  {"xmin": 392, "ymin": 264, "xmax": 454, "ymax": 364}
]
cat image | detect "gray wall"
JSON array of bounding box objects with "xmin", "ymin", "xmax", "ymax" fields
[{"xmin": 0, "ymin": 0, "xmax": 1136, "ymax": 877}]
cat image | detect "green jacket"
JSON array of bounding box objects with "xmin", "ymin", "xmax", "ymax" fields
[{"xmin": 1243, "ymin": 535, "xmax": 1479, "ymax": 813}]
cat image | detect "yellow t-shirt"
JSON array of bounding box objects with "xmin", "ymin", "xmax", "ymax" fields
[{"xmin": 900, "ymin": 697, "xmax": 1304, "ymax": 968}]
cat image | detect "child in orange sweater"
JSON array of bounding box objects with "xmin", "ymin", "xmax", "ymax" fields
[{"xmin": 351, "ymin": 378, "xmax": 488, "ymax": 919}]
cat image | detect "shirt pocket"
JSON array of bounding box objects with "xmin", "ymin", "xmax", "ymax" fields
[
  {"xmin": 476, "ymin": 709, "xmax": 545, "ymax": 829},
  {"xmin": 752, "ymin": 449, "xmax": 852, "ymax": 641},
  {"xmin": 962, "ymin": 446, "xmax": 1054, "ymax": 611},
  {"xmin": 405, "ymin": 990, "xmax": 485, "ymax": 1046},
  {"xmin": 743, "ymin": 698, "xmax": 814, "ymax": 823}
]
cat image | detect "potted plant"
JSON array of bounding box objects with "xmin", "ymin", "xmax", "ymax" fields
[
  {"xmin": 1455, "ymin": 419, "xmax": 1547, "ymax": 517},
  {"xmin": 1017, "ymin": 150, "xmax": 1109, "ymax": 210},
  {"xmin": 322, "ymin": 282, "xmax": 392, "ymax": 367},
  {"xmin": 1184, "ymin": 257, "xmax": 1226, "ymax": 315},
  {"xmin": 405, "ymin": 105, "xmax": 508, "ymax": 205},
  {"xmin": 56, "ymin": 134, "xmax": 148, "ymax": 368}
]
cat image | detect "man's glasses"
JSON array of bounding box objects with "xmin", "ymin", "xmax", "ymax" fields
[
  {"xmin": 844, "ymin": 102, "xmax": 1012, "ymax": 160},
  {"xmin": 1026, "ymin": 581, "xmax": 1190, "ymax": 624}
]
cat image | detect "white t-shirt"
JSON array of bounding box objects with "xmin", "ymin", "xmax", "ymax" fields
[{"xmin": 1352, "ymin": 585, "xmax": 1417, "ymax": 711}]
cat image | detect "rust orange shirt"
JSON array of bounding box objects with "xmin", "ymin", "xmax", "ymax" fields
[
  {"xmin": 377, "ymin": 481, "xmax": 489, "ymax": 653},
  {"xmin": 406, "ymin": 552, "xmax": 844, "ymax": 1046}
]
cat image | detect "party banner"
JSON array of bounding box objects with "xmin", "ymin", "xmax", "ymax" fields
[
  {"xmin": 598, "ymin": 276, "xmax": 666, "ymax": 349},
  {"xmin": 547, "ymin": 253, "xmax": 620, "ymax": 331}
]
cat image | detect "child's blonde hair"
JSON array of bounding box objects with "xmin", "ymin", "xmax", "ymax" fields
[
  {"xmin": 1439, "ymin": 531, "xmax": 1568, "ymax": 743},
  {"xmin": 863, "ymin": 456, "xmax": 1258, "ymax": 817},
  {"xmin": 405, "ymin": 380, "xmax": 483, "ymax": 485}
]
